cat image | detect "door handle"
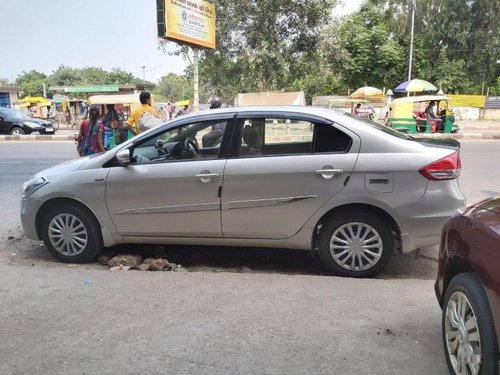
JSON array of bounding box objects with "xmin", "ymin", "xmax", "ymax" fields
[
  {"xmin": 194, "ymin": 172, "xmax": 220, "ymax": 183},
  {"xmin": 314, "ymin": 167, "xmax": 344, "ymax": 180}
]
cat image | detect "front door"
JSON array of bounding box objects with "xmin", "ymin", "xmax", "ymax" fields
[
  {"xmin": 106, "ymin": 119, "xmax": 232, "ymax": 237},
  {"xmin": 221, "ymin": 116, "xmax": 360, "ymax": 239}
]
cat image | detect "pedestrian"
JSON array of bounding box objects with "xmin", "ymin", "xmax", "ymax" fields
[
  {"xmin": 100, "ymin": 104, "xmax": 121, "ymax": 148},
  {"xmin": 125, "ymin": 92, "xmax": 161, "ymax": 136},
  {"xmin": 167, "ymin": 102, "xmax": 173, "ymax": 120},
  {"xmin": 77, "ymin": 106, "xmax": 104, "ymax": 156}
]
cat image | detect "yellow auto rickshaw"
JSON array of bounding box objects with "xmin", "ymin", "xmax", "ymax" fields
[{"xmin": 385, "ymin": 95, "xmax": 459, "ymax": 134}]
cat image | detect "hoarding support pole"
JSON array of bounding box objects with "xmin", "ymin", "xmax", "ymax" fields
[{"xmin": 193, "ymin": 48, "xmax": 199, "ymax": 112}]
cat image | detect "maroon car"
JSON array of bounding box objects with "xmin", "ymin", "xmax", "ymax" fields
[{"xmin": 435, "ymin": 197, "xmax": 500, "ymax": 375}]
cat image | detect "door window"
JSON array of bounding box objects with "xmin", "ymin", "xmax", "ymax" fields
[
  {"xmin": 239, "ymin": 118, "xmax": 313, "ymax": 156},
  {"xmin": 131, "ymin": 121, "xmax": 227, "ymax": 164},
  {"xmin": 238, "ymin": 118, "xmax": 352, "ymax": 156}
]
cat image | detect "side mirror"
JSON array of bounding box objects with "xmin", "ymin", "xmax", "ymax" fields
[
  {"xmin": 116, "ymin": 149, "xmax": 131, "ymax": 166},
  {"xmin": 0, "ymin": 117, "xmax": 4, "ymax": 122}
]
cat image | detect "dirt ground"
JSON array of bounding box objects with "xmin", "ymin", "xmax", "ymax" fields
[{"xmin": 0, "ymin": 224, "xmax": 439, "ymax": 280}]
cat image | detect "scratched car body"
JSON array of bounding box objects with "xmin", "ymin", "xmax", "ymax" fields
[{"xmin": 21, "ymin": 106, "xmax": 465, "ymax": 277}]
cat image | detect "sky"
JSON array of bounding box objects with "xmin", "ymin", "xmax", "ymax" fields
[{"xmin": 0, "ymin": 0, "xmax": 363, "ymax": 85}]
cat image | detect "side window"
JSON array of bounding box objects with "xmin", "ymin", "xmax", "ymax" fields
[
  {"xmin": 313, "ymin": 124, "xmax": 352, "ymax": 153},
  {"xmin": 239, "ymin": 118, "xmax": 313, "ymax": 156},
  {"xmin": 131, "ymin": 120, "xmax": 227, "ymax": 164}
]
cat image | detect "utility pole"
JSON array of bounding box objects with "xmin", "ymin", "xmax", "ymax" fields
[
  {"xmin": 193, "ymin": 48, "xmax": 199, "ymax": 112},
  {"xmin": 140, "ymin": 66, "xmax": 146, "ymax": 84},
  {"xmin": 408, "ymin": 0, "xmax": 416, "ymax": 82}
]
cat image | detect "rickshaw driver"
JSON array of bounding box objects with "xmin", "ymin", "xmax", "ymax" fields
[{"xmin": 425, "ymin": 101, "xmax": 443, "ymax": 132}]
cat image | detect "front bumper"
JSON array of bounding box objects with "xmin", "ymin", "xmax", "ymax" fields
[{"xmin": 20, "ymin": 197, "xmax": 43, "ymax": 240}]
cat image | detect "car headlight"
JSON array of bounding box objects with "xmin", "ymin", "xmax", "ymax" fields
[
  {"xmin": 24, "ymin": 121, "xmax": 42, "ymax": 128},
  {"xmin": 23, "ymin": 176, "xmax": 49, "ymax": 198}
]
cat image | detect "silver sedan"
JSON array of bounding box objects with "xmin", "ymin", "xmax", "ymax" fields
[{"xmin": 21, "ymin": 106, "xmax": 465, "ymax": 277}]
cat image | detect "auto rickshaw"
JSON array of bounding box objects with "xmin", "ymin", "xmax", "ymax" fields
[
  {"xmin": 329, "ymin": 98, "xmax": 375, "ymax": 120},
  {"xmin": 385, "ymin": 95, "xmax": 459, "ymax": 134}
]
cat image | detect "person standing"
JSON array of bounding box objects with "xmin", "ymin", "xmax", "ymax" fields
[
  {"xmin": 167, "ymin": 102, "xmax": 173, "ymax": 120},
  {"xmin": 125, "ymin": 92, "xmax": 161, "ymax": 136},
  {"xmin": 77, "ymin": 106, "xmax": 104, "ymax": 156},
  {"xmin": 100, "ymin": 104, "xmax": 120, "ymax": 147}
]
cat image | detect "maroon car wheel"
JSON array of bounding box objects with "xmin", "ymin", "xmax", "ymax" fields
[{"xmin": 442, "ymin": 272, "xmax": 499, "ymax": 375}]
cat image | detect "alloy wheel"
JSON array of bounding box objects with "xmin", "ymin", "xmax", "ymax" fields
[
  {"xmin": 48, "ymin": 213, "xmax": 88, "ymax": 256},
  {"xmin": 329, "ymin": 222, "xmax": 383, "ymax": 271},
  {"xmin": 11, "ymin": 128, "xmax": 24, "ymax": 135},
  {"xmin": 445, "ymin": 291, "xmax": 482, "ymax": 375}
]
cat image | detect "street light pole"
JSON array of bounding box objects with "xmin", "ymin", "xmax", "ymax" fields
[
  {"xmin": 140, "ymin": 65, "xmax": 146, "ymax": 84},
  {"xmin": 408, "ymin": 0, "xmax": 416, "ymax": 82},
  {"xmin": 193, "ymin": 48, "xmax": 199, "ymax": 112}
]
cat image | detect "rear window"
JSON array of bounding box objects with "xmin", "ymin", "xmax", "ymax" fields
[{"xmin": 341, "ymin": 112, "xmax": 414, "ymax": 140}]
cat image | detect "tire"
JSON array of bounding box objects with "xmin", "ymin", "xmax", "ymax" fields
[
  {"xmin": 317, "ymin": 209, "xmax": 395, "ymax": 278},
  {"xmin": 40, "ymin": 203, "xmax": 103, "ymax": 263},
  {"xmin": 10, "ymin": 127, "xmax": 25, "ymax": 135},
  {"xmin": 442, "ymin": 272, "xmax": 499, "ymax": 375}
]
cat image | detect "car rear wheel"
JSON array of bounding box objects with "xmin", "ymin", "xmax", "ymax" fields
[
  {"xmin": 10, "ymin": 127, "xmax": 25, "ymax": 135},
  {"xmin": 442, "ymin": 272, "xmax": 499, "ymax": 375},
  {"xmin": 317, "ymin": 209, "xmax": 395, "ymax": 278},
  {"xmin": 40, "ymin": 203, "xmax": 103, "ymax": 263}
]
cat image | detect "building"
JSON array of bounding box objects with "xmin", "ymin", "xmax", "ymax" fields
[
  {"xmin": 0, "ymin": 87, "xmax": 21, "ymax": 108},
  {"xmin": 48, "ymin": 83, "xmax": 155, "ymax": 98}
]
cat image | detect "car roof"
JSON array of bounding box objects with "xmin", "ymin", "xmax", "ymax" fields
[{"xmin": 176, "ymin": 105, "xmax": 348, "ymax": 123}]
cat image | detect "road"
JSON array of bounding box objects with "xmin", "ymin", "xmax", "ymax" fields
[{"xmin": 0, "ymin": 140, "xmax": 499, "ymax": 375}]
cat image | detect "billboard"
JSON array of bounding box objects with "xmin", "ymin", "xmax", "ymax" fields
[{"xmin": 157, "ymin": 0, "xmax": 216, "ymax": 50}]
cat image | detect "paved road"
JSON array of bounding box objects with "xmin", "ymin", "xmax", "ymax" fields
[{"xmin": 0, "ymin": 140, "xmax": 499, "ymax": 374}]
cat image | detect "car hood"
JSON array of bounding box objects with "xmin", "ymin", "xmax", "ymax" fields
[
  {"xmin": 466, "ymin": 197, "xmax": 500, "ymax": 238},
  {"xmin": 34, "ymin": 156, "xmax": 93, "ymax": 178},
  {"xmin": 24, "ymin": 117, "xmax": 50, "ymax": 124},
  {"xmin": 473, "ymin": 196, "xmax": 500, "ymax": 215}
]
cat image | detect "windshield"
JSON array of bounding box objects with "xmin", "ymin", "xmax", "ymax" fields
[
  {"xmin": 2, "ymin": 108, "xmax": 26, "ymax": 119},
  {"xmin": 341, "ymin": 112, "xmax": 414, "ymax": 140}
]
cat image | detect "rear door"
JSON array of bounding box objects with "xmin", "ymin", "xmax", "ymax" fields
[{"xmin": 221, "ymin": 113, "xmax": 360, "ymax": 239}]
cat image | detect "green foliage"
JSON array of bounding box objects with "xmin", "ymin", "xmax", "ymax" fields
[
  {"xmin": 15, "ymin": 70, "xmax": 48, "ymax": 97},
  {"xmin": 368, "ymin": 0, "xmax": 500, "ymax": 93},
  {"xmin": 0, "ymin": 77, "xmax": 11, "ymax": 86},
  {"xmin": 323, "ymin": 3, "xmax": 407, "ymax": 90},
  {"xmin": 157, "ymin": 73, "xmax": 193, "ymax": 102},
  {"xmin": 14, "ymin": 66, "xmax": 146, "ymax": 98}
]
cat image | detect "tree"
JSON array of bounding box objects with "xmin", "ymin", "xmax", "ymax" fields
[
  {"xmin": 157, "ymin": 73, "xmax": 193, "ymax": 101},
  {"xmin": 368, "ymin": 0, "xmax": 500, "ymax": 92},
  {"xmin": 49, "ymin": 65, "xmax": 81, "ymax": 87},
  {"xmin": 323, "ymin": 3, "xmax": 407, "ymax": 90},
  {"xmin": 161, "ymin": 0, "xmax": 339, "ymax": 101},
  {"xmin": 107, "ymin": 68, "xmax": 135, "ymax": 84},
  {"xmin": 15, "ymin": 70, "xmax": 48, "ymax": 97}
]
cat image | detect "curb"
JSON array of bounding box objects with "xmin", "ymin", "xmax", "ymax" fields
[
  {"xmin": 417, "ymin": 133, "xmax": 500, "ymax": 140},
  {"xmin": 0, "ymin": 135, "xmax": 75, "ymax": 141}
]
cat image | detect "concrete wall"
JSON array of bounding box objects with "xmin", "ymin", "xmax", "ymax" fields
[
  {"xmin": 453, "ymin": 107, "xmax": 481, "ymax": 120},
  {"xmin": 481, "ymin": 109, "xmax": 500, "ymax": 121}
]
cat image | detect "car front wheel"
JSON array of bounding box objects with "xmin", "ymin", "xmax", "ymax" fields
[
  {"xmin": 442, "ymin": 272, "xmax": 499, "ymax": 375},
  {"xmin": 317, "ymin": 209, "xmax": 395, "ymax": 278},
  {"xmin": 40, "ymin": 203, "xmax": 103, "ymax": 263},
  {"xmin": 10, "ymin": 127, "xmax": 25, "ymax": 135}
]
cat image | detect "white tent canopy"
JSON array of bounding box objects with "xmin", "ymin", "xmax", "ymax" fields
[{"xmin": 236, "ymin": 91, "xmax": 306, "ymax": 106}]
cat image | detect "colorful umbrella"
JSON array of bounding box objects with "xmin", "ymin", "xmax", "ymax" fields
[
  {"xmin": 394, "ymin": 79, "xmax": 437, "ymax": 93},
  {"xmin": 350, "ymin": 86, "xmax": 383, "ymax": 98}
]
